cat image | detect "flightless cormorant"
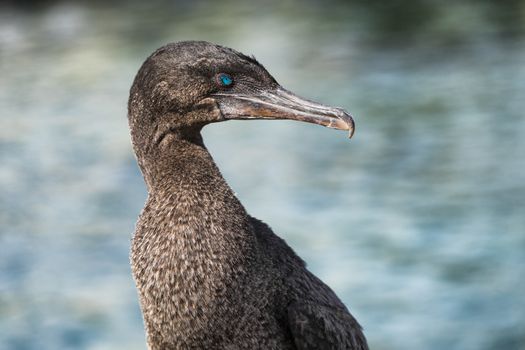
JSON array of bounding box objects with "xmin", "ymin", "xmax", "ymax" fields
[{"xmin": 128, "ymin": 41, "xmax": 367, "ymax": 350}]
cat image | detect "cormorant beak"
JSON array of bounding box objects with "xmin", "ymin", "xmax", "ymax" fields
[{"xmin": 212, "ymin": 87, "xmax": 355, "ymax": 138}]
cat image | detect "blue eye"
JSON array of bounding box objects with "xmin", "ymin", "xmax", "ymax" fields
[{"xmin": 217, "ymin": 73, "xmax": 233, "ymax": 87}]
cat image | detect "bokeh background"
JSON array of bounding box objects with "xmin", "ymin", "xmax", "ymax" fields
[{"xmin": 1, "ymin": 0, "xmax": 524, "ymax": 349}]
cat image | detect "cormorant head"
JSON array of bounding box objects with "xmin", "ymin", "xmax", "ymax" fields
[{"xmin": 128, "ymin": 41, "xmax": 354, "ymax": 159}]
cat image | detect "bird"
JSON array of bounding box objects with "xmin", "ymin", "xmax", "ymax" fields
[{"xmin": 128, "ymin": 40, "xmax": 368, "ymax": 350}]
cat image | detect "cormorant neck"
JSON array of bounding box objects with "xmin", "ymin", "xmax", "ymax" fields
[
  {"xmin": 137, "ymin": 126, "xmax": 255, "ymax": 248},
  {"xmin": 140, "ymin": 128, "xmax": 224, "ymax": 196}
]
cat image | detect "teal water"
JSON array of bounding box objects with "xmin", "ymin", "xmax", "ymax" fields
[{"xmin": 1, "ymin": 1, "xmax": 524, "ymax": 349}]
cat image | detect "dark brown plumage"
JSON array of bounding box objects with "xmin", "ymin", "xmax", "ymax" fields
[{"xmin": 128, "ymin": 40, "xmax": 367, "ymax": 350}]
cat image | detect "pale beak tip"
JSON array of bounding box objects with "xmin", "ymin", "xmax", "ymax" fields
[
  {"xmin": 341, "ymin": 112, "xmax": 355, "ymax": 139},
  {"xmin": 348, "ymin": 120, "xmax": 355, "ymax": 139}
]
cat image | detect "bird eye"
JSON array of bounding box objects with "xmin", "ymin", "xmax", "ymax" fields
[{"xmin": 216, "ymin": 73, "xmax": 233, "ymax": 87}]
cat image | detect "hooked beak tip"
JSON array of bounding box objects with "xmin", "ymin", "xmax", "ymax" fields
[
  {"xmin": 348, "ymin": 115, "xmax": 356, "ymax": 139},
  {"xmin": 348, "ymin": 123, "xmax": 355, "ymax": 139},
  {"xmin": 332, "ymin": 108, "xmax": 355, "ymax": 139}
]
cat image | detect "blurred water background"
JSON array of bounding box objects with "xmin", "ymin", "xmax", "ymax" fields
[{"xmin": 1, "ymin": 0, "xmax": 524, "ymax": 349}]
